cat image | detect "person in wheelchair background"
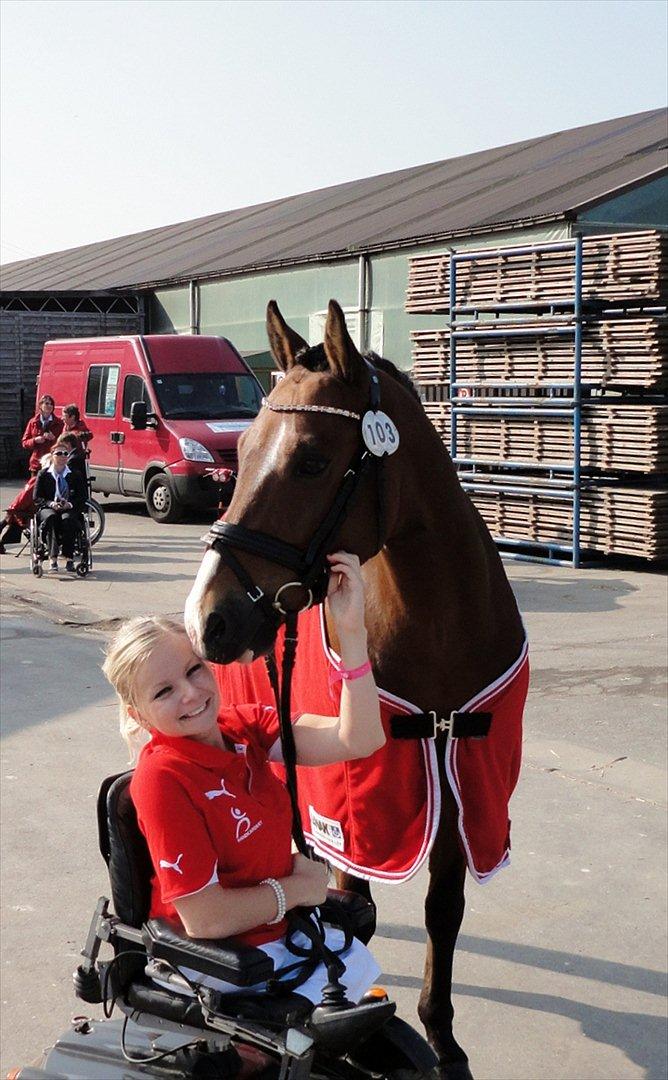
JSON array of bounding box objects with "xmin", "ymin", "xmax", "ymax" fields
[
  {"xmin": 101, "ymin": 552, "xmax": 384, "ymax": 1005},
  {"xmin": 33, "ymin": 438, "xmax": 87, "ymax": 572}
]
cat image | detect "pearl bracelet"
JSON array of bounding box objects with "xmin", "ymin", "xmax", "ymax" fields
[{"xmin": 261, "ymin": 877, "xmax": 286, "ymax": 925}]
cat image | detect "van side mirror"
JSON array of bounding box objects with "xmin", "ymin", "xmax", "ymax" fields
[
  {"xmin": 130, "ymin": 401, "xmax": 158, "ymax": 429},
  {"xmin": 129, "ymin": 401, "xmax": 148, "ymax": 429}
]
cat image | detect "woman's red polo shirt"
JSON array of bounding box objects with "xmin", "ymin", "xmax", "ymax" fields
[{"xmin": 130, "ymin": 704, "xmax": 293, "ymax": 946}]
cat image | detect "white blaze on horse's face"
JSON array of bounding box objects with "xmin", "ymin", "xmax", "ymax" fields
[
  {"xmin": 184, "ymin": 547, "xmax": 222, "ymax": 658},
  {"xmin": 242, "ymin": 415, "xmax": 291, "ymax": 497}
]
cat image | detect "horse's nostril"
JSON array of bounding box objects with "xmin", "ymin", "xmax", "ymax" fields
[{"xmin": 204, "ymin": 609, "xmax": 227, "ymax": 646}]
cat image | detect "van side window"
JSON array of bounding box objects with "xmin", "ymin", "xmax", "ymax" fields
[
  {"xmin": 86, "ymin": 365, "xmax": 120, "ymax": 417},
  {"xmin": 122, "ymin": 374, "xmax": 149, "ymax": 419}
]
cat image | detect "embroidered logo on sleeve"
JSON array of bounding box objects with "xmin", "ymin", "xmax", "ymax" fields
[
  {"xmin": 205, "ymin": 778, "xmax": 236, "ymax": 800},
  {"xmin": 308, "ymin": 806, "xmax": 345, "ymax": 852},
  {"xmin": 231, "ymin": 806, "xmax": 263, "ymax": 842},
  {"xmin": 159, "ymin": 853, "xmax": 184, "ymax": 875}
]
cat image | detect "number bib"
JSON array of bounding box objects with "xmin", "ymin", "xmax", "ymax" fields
[{"xmin": 361, "ymin": 411, "xmax": 400, "ymax": 457}]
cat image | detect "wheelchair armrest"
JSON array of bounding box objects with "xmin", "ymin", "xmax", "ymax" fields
[
  {"xmin": 143, "ymin": 918, "xmax": 275, "ymax": 988},
  {"xmin": 320, "ymin": 887, "xmax": 376, "ymax": 944}
]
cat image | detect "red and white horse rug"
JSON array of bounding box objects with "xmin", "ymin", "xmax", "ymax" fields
[{"xmin": 214, "ymin": 605, "xmax": 529, "ymax": 885}]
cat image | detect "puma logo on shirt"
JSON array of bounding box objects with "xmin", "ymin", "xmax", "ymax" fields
[
  {"xmin": 159, "ymin": 853, "xmax": 184, "ymax": 875},
  {"xmin": 205, "ymin": 778, "xmax": 235, "ymax": 800}
]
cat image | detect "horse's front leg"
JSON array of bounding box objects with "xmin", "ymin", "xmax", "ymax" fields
[
  {"xmin": 332, "ymin": 870, "xmax": 377, "ymax": 944},
  {"xmin": 418, "ymin": 782, "xmax": 473, "ymax": 1080}
]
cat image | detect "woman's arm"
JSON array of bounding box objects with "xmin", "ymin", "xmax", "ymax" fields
[
  {"xmin": 33, "ymin": 471, "xmax": 51, "ymax": 509},
  {"xmin": 287, "ymin": 552, "xmax": 385, "ymax": 767},
  {"xmin": 174, "ymin": 853, "xmax": 328, "ymax": 940},
  {"xmin": 22, "ymin": 420, "xmax": 40, "ymax": 450}
]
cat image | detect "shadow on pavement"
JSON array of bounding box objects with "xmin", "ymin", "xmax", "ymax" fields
[
  {"xmin": 376, "ymin": 924, "xmax": 667, "ymax": 998},
  {"xmin": 510, "ymin": 576, "xmax": 637, "ymax": 614},
  {"xmin": 451, "ymin": 985, "xmax": 667, "ymax": 1079}
]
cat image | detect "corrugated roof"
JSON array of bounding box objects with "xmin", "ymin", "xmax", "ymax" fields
[{"xmin": 2, "ymin": 108, "xmax": 666, "ymax": 293}]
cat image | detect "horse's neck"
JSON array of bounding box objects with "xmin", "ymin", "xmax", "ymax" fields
[{"xmin": 331, "ymin": 433, "xmax": 524, "ymax": 707}]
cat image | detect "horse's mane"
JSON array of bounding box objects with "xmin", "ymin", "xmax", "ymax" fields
[{"xmin": 295, "ymin": 344, "xmax": 421, "ymax": 403}]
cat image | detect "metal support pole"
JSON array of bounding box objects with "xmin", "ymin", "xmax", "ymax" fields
[
  {"xmin": 357, "ymin": 254, "xmax": 369, "ymax": 353},
  {"xmin": 449, "ymin": 252, "xmax": 457, "ymax": 464},
  {"xmin": 573, "ymin": 235, "xmax": 583, "ymax": 568},
  {"xmin": 189, "ymin": 280, "xmax": 200, "ymax": 335}
]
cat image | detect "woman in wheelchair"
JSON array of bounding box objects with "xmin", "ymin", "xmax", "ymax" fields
[
  {"xmin": 34, "ymin": 439, "xmax": 87, "ymax": 572},
  {"xmin": 102, "ymin": 552, "xmax": 384, "ymax": 1006}
]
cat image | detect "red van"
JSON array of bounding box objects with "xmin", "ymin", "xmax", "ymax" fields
[{"xmin": 36, "ymin": 335, "xmax": 264, "ymax": 522}]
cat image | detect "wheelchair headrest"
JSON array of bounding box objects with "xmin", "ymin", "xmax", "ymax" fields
[{"xmin": 97, "ymin": 771, "xmax": 153, "ymax": 929}]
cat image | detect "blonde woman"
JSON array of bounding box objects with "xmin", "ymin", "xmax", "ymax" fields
[{"xmin": 102, "ymin": 552, "xmax": 384, "ymax": 1002}]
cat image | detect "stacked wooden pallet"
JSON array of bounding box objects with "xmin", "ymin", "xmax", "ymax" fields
[
  {"xmin": 469, "ymin": 483, "xmax": 668, "ymax": 560},
  {"xmin": 411, "ymin": 317, "xmax": 668, "ymax": 389},
  {"xmin": 407, "ymin": 230, "xmax": 668, "ymax": 560},
  {"xmin": 406, "ymin": 230, "xmax": 668, "ymax": 312},
  {"xmin": 420, "ymin": 403, "xmax": 668, "ymax": 473}
]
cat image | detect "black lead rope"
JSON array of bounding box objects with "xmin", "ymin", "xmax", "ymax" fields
[
  {"xmin": 264, "ymin": 612, "xmax": 353, "ymax": 1004},
  {"xmin": 265, "ymin": 611, "xmax": 308, "ymax": 856}
]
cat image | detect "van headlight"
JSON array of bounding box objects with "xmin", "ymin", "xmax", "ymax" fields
[{"xmin": 179, "ymin": 438, "xmax": 214, "ymax": 463}]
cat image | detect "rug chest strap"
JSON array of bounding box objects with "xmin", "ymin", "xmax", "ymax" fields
[{"xmin": 390, "ymin": 710, "xmax": 492, "ymax": 740}]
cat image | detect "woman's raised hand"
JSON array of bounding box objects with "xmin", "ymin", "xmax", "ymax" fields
[{"xmin": 325, "ymin": 551, "xmax": 366, "ymax": 640}]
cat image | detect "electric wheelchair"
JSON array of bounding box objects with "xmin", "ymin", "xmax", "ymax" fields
[{"xmin": 16, "ymin": 772, "xmax": 439, "ymax": 1078}]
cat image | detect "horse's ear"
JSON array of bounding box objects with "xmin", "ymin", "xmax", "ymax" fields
[
  {"xmin": 323, "ymin": 300, "xmax": 364, "ymax": 384},
  {"xmin": 266, "ymin": 301, "xmax": 308, "ymax": 372}
]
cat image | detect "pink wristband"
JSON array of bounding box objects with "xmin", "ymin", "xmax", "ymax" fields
[{"xmin": 329, "ymin": 659, "xmax": 372, "ymax": 685}]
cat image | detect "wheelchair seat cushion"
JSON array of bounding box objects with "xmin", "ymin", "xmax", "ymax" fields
[{"xmin": 125, "ymin": 975, "xmax": 312, "ymax": 1031}]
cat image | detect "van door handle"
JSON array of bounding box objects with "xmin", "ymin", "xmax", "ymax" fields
[{"xmin": 110, "ymin": 431, "xmax": 125, "ymax": 444}]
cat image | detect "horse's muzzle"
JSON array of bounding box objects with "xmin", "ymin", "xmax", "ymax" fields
[{"xmin": 202, "ymin": 598, "xmax": 280, "ymax": 665}]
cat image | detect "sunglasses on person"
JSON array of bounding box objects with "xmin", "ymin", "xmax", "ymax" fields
[{"xmin": 53, "ymin": 450, "xmax": 69, "ymax": 457}]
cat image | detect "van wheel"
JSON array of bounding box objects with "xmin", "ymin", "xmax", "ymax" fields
[{"xmin": 145, "ymin": 473, "xmax": 184, "ymax": 524}]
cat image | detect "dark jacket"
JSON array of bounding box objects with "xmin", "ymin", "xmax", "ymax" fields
[
  {"xmin": 22, "ymin": 415, "xmax": 64, "ymax": 472},
  {"xmin": 34, "ymin": 468, "xmax": 87, "ymax": 514},
  {"xmin": 63, "ymin": 420, "xmax": 94, "ymax": 444}
]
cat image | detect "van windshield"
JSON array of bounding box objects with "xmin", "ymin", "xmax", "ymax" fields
[{"xmin": 151, "ymin": 372, "xmax": 263, "ymax": 420}]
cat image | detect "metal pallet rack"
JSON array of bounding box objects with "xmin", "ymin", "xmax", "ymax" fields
[{"xmin": 449, "ymin": 238, "xmax": 585, "ymax": 567}]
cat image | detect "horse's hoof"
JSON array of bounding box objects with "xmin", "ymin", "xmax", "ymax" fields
[{"xmin": 440, "ymin": 1062, "xmax": 474, "ymax": 1080}]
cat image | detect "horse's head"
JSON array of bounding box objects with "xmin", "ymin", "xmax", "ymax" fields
[{"xmin": 185, "ymin": 299, "xmax": 410, "ymax": 664}]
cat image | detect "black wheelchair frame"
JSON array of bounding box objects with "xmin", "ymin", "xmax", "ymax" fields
[{"xmin": 29, "ymin": 506, "xmax": 93, "ymax": 578}]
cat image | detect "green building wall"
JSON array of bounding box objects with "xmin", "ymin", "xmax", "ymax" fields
[{"xmin": 148, "ymin": 223, "xmax": 570, "ymax": 386}]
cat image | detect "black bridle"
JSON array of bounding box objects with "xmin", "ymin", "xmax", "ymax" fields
[{"xmin": 203, "ymin": 359, "xmax": 383, "ymax": 624}]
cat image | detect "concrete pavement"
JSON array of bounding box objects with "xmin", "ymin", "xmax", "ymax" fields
[{"xmin": 1, "ymin": 483, "xmax": 666, "ymax": 1078}]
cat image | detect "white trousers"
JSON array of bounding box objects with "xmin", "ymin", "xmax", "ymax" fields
[{"xmin": 156, "ymin": 924, "xmax": 381, "ymax": 1005}]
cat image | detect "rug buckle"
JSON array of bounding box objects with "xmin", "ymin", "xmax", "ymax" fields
[{"xmin": 430, "ymin": 710, "xmax": 456, "ymax": 738}]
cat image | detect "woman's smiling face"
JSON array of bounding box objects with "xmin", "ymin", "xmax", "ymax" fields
[{"xmin": 130, "ymin": 631, "xmax": 221, "ymax": 742}]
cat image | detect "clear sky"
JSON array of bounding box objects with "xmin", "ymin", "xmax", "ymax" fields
[{"xmin": 1, "ymin": 0, "xmax": 666, "ymax": 264}]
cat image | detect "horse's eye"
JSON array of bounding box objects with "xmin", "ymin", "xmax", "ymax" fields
[{"xmin": 296, "ymin": 455, "xmax": 329, "ymax": 478}]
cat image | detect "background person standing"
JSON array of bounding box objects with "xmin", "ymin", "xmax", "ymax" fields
[
  {"xmin": 62, "ymin": 404, "xmax": 93, "ymax": 446},
  {"xmin": 21, "ymin": 395, "xmax": 64, "ymax": 476}
]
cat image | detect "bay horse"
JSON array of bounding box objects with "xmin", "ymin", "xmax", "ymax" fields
[{"xmin": 185, "ymin": 300, "xmax": 527, "ymax": 1080}]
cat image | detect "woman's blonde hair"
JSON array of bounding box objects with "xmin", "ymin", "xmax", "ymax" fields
[{"xmin": 102, "ymin": 616, "xmax": 188, "ymax": 758}]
